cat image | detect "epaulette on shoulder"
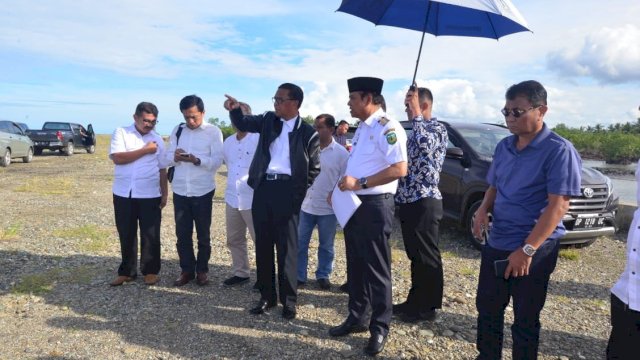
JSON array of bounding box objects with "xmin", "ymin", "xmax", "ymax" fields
[{"xmin": 378, "ymin": 117, "xmax": 389, "ymax": 126}]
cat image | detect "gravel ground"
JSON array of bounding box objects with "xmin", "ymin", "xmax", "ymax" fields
[{"xmin": 0, "ymin": 139, "xmax": 628, "ymax": 359}]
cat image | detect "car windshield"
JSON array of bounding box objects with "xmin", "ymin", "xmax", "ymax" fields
[
  {"xmin": 457, "ymin": 125, "xmax": 511, "ymax": 158},
  {"xmin": 43, "ymin": 123, "xmax": 71, "ymax": 130}
]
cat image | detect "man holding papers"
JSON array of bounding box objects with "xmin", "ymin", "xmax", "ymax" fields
[{"xmin": 329, "ymin": 76, "xmax": 407, "ymax": 356}]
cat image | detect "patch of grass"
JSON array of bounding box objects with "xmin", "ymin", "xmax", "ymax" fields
[
  {"xmin": 0, "ymin": 223, "xmax": 21, "ymax": 241},
  {"xmin": 14, "ymin": 176, "xmax": 74, "ymax": 195},
  {"xmin": 555, "ymin": 295, "xmax": 571, "ymax": 304},
  {"xmin": 589, "ymin": 299, "xmax": 607, "ymax": 308},
  {"xmin": 53, "ymin": 225, "xmax": 114, "ymax": 253},
  {"xmin": 441, "ymin": 250, "xmax": 457, "ymax": 259},
  {"xmin": 559, "ymin": 249, "xmax": 580, "ymax": 261},
  {"xmin": 12, "ymin": 266, "xmax": 99, "ymax": 295},
  {"xmin": 459, "ymin": 267, "xmax": 477, "ymax": 276},
  {"xmin": 12, "ymin": 269, "xmax": 65, "ymax": 295}
]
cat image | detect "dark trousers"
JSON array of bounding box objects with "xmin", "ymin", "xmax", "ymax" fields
[
  {"xmin": 344, "ymin": 194, "xmax": 394, "ymax": 336},
  {"xmin": 607, "ymin": 293, "xmax": 640, "ymax": 359},
  {"xmin": 252, "ymin": 179, "xmax": 298, "ymax": 308},
  {"xmin": 173, "ymin": 190, "xmax": 214, "ymax": 274},
  {"xmin": 113, "ymin": 194, "xmax": 162, "ymax": 277},
  {"xmin": 398, "ymin": 197, "xmax": 444, "ymax": 313},
  {"xmin": 476, "ymin": 239, "xmax": 559, "ymax": 360}
]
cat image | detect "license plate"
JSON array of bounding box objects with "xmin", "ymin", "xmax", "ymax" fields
[{"xmin": 573, "ymin": 216, "xmax": 605, "ymax": 229}]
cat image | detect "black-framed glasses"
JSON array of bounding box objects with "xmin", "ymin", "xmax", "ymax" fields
[
  {"xmin": 272, "ymin": 97, "xmax": 293, "ymax": 105},
  {"xmin": 141, "ymin": 119, "xmax": 158, "ymax": 126},
  {"xmin": 501, "ymin": 105, "xmax": 542, "ymax": 118}
]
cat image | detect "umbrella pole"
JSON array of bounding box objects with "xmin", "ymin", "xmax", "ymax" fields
[{"xmin": 411, "ymin": 30, "xmax": 427, "ymax": 85}]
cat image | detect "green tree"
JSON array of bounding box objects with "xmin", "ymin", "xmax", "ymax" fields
[{"xmin": 208, "ymin": 117, "xmax": 234, "ymax": 139}]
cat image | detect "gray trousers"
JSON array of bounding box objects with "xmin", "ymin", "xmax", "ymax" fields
[{"xmin": 225, "ymin": 203, "xmax": 256, "ymax": 278}]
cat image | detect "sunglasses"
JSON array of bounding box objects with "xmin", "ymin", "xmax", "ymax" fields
[{"xmin": 500, "ymin": 105, "xmax": 542, "ymax": 118}]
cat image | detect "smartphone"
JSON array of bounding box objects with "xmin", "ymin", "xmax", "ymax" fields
[
  {"xmin": 179, "ymin": 152, "xmax": 191, "ymax": 157},
  {"xmin": 494, "ymin": 259, "xmax": 509, "ymax": 278}
]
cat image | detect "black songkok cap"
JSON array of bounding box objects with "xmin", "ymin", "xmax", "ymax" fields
[{"xmin": 347, "ymin": 77, "xmax": 383, "ymax": 94}]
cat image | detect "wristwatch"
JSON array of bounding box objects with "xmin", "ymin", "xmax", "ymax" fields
[
  {"xmin": 358, "ymin": 177, "xmax": 368, "ymax": 189},
  {"xmin": 194, "ymin": 158, "xmax": 201, "ymax": 166},
  {"xmin": 522, "ymin": 244, "xmax": 536, "ymax": 257}
]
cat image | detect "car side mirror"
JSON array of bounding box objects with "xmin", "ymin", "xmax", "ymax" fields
[{"xmin": 446, "ymin": 147, "xmax": 464, "ymax": 159}]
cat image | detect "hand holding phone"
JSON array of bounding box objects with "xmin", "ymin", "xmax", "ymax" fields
[{"xmin": 179, "ymin": 152, "xmax": 191, "ymax": 158}]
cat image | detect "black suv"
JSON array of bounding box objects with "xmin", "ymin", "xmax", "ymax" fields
[{"xmin": 347, "ymin": 121, "xmax": 619, "ymax": 249}]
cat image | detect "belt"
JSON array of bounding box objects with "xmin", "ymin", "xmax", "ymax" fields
[
  {"xmin": 264, "ymin": 173, "xmax": 291, "ymax": 181},
  {"xmin": 357, "ymin": 193, "xmax": 392, "ymax": 199}
]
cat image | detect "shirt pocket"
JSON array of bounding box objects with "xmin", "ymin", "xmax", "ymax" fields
[{"xmin": 356, "ymin": 140, "xmax": 376, "ymax": 155}]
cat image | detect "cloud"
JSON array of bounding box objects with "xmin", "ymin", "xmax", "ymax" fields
[{"xmin": 547, "ymin": 24, "xmax": 640, "ymax": 84}]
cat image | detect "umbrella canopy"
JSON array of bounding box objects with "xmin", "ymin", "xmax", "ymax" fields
[{"xmin": 337, "ymin": 0, "xmax": 531, "ymax": 83}]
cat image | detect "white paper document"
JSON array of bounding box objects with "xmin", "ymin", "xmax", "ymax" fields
[{"xmin": 331, "ymin": 184, "xmax": 362, "ymax": 228}]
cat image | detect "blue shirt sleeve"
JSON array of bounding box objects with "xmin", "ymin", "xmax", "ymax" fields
[{"xmin": 545, "ymin": 140, "xmax": 582, "ymax": 196}]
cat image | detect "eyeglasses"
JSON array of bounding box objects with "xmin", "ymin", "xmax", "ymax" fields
[
  {"xmin": 272, "ymin": 97, "xmax": 293, "ymax": 105},
  {"xmin": 500, "ymin": 105, "xmax": 542, "ymax": 118},
  {"xmin": 141, "ymin": 119, "xmax": 158, "ymax": 125}
]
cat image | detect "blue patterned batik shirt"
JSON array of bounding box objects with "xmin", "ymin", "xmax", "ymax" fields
[{"xmin": 395, "ymin": 116, "xmax": 448, "ymax": 203}]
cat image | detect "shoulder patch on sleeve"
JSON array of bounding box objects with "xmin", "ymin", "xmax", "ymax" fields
[
  {"xmin": 383, "ymin": 128, "xmax": 395, "ymax": 135},
  {"xmin": 378, "ymin": 117, "xmax": 389, "ymax": 126},
  {"xmin": 385, "ymin": 131, "xmax": 397, "ymax": 145}
]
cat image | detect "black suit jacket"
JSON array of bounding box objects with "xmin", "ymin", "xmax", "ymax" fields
[{"xmin": 229, "ymin": 109, "xmax": 320, "ymax": 212}]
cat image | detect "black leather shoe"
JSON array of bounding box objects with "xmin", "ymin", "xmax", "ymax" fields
[
  {"xmin": 399, "ymin": 309, "xmax": 437, "ymax": 323},
  {"xmin": 317, "ymin": 278, "xmax": 331, "ymax": 290},
  {"xmin": 392, "ymin": 301, "xmax": 411, "ymax": 316},
  {"xmin": 339, "ymin": 282, "xmax": 349, "ymax": 293},
  {"xmin": 282, "ymin": 306, "xmax": 296, "ymax": 320},
  {"xmin": 249, "ymin": 299, "xmax": 276, "ymax": 315},
  {"xmin": 364, "ymin": 333, "xmax": 387, "ymax": 356},
  {"xmin": 329, "ymin": 320, "xmax": 368, "ymax": 337}
]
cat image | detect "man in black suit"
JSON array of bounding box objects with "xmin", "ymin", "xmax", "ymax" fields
[{"xmin": 224, "ymin": 83, "xmax": 320, "ymax": 320}]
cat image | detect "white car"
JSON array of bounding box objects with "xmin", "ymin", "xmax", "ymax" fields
[{"xmin": 0, "ymin": 120, "xmax": 34, "ymax": 167}]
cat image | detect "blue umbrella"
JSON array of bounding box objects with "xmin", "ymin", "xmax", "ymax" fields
[{"xmin": 337, "ymin": 0, "xmax": 532, "ymax": 84}]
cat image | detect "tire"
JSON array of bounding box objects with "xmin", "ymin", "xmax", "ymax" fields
[
  {"xmin": 86, "ymin": 144, "xmax": 96, "ymax": 154},
  {"xmin": 1, "ymin": 148, "xmax": 10, "ymax": 167},
  {"xmin": 466, "ymin": 200, "xmax": 492, "ymax": 250},
  {"xmin": 34, "ymin": 147, "xmax": 43, "ymax": 155},
  {"xmin": 64, "ymin": 142, "xmax": 74, "ymax": 156},
  {"xmin": 23, "ymin": 147, "xmax": 33, "ymax": 163}
]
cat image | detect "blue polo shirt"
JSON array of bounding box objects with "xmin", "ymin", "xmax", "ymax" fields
[{"xmin": 487, "ymin": 124, "xmax": 582, "ymax": 251}]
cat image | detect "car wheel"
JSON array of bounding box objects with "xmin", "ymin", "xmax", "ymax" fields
[
  {"xmin": 23, "ymin": 147, "xmax": 33, "ymax": 163},
  {"xmin": 467, "ymin": 200, "xmax": 492, "ymax": 250},
  {"xmin": 87, "ymin": 144, "xmax": 96, "ymax": 154},
  {"xmin": 1, "ymin": 148, "xmax": 10, "ymax": 167},
  {"xmin": 34, "ymin": 147, "xmax": 43, "ymax": 155},
  {"xmin": 65, "ymin": 142, "xmax": 74, "ymax": 156}
]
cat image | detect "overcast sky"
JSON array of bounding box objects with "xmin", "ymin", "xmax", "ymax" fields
[{"xmin": 1, "ymin": 0, "xmax": 638, "ymax": 135}]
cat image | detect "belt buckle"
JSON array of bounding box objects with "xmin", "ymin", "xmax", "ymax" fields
[{"xmin": 266, "ymin": 173, "xmax": 276, "ymax": 180}]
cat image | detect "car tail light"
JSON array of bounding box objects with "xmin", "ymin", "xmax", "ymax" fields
[{"xmin": 56, "ymin": 131, "xmax": 63, "ymax": 141}]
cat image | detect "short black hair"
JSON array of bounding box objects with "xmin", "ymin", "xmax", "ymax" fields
[
  {"xmin": 418, "ymin": 87, "xmax": 433, "ymax": 104},
  {"xmin": 505, "ymin": 80, "xmax": 547, "ymax": 106},
  {"xmin": 179, "ymin": 95, "xmax": 205, "ymax": 112},
  {"xmin": 278, "ymin": 83, "xmax": 303, "ymax": 109},
  {"xmin": 338, "ymin": 120, "xmax": 349, "ymax": 126},
  {"xmin": 316, "ymin": 114, "xmax": 336, "ymax": 128},
  {"xmin": 135, "ymin": 102, "xmax": 158, "ymax": 117}
]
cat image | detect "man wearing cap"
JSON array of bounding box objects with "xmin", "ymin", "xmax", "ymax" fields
[
  {"xmin": 224, "ymin": 83, "xmax": 320, "ymax": 320},
  {"xmin": 329, "ymin": 77, "xmax": 408, "ymax": 356}
]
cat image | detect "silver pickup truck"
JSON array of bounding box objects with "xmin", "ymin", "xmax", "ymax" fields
[{"xmin": 26, "ymin": 122, "xmax": 96, "ymax": 156}]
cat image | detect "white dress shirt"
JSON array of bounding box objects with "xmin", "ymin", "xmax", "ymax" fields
[
  {"xmin": 302, "ymin": 139, "xmax": 349, "ymax": 216},
  {"xmin": 267, "ymin": 116, "xmax": 297, "ymax": 175},
  {"xmin": 345, "ymin": 108, "xmax": 408, "ymax": 195},
  {"xmin": 165, "ymin": 122, "xmax": 224, "ymax": 197},
  {"xmin": 223, "ymin": 132, "xmax": 259, "ymax": 210},
  {"xmin": 109, "ymin": 124, "xmax": 167, "ymax": 198},
  {"xmin": 611, "ymin": 159, "xmax": 640, "ymax": 311}
]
